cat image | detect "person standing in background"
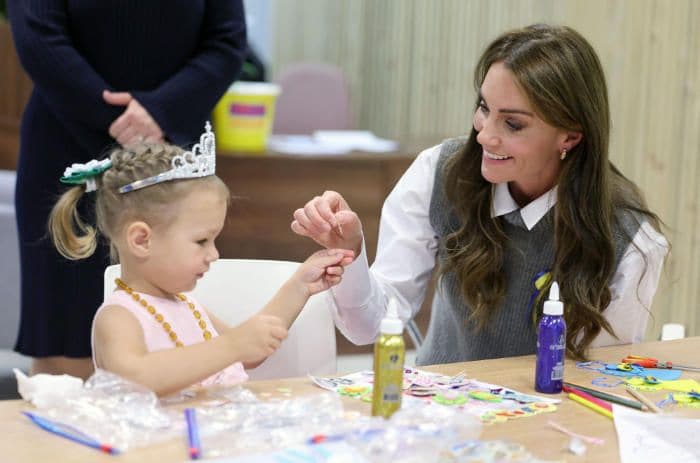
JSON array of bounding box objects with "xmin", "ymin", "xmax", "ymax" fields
[{"xmin": 8, "ymin": 0, "xmax": 247, "ymax": 379}]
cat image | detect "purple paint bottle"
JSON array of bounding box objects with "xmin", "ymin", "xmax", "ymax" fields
[{"xmin": 535, "ymin": 281, "xmax": 566, "ymax": 393}]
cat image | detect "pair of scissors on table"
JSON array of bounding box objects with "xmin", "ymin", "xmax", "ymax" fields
[{"xmin": 621, "ymin": 355, "xmax": 700, "ymax": 372}]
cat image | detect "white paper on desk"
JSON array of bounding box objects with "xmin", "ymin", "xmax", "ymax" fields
[
  {"xmin": 268, "ymin": 131, "xmax": 398, "ymax": 155},
  {"xmin": 613, "ymin": 404, "xmax": 700, "ymax": 462},
  {"xmin": 313, "ymin": 130, "xmax": 399, "ymax": 152},
  {"xmin": 268, "ymin": 135, "xmax": 350, "ymax": 155}
]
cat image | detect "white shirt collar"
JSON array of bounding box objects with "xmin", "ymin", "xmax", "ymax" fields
[{"xmin": 491, "ymin": 183, "xmax": 558, "ymax": 230}]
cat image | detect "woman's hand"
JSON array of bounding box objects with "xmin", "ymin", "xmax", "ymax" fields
[
  {"xmin": 294, "ymin": 248, "xmax": 355, "ymax": 296},
  {"xmin": 291, "ymin": 191, "xmax": 363, "ymax": 255},
  {"xmin": 103, "ymin": 90, "xmax": 164, "ymax": 147}
]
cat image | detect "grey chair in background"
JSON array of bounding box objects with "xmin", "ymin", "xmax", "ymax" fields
[
  {"xmin": 0, "ymin": 170, "xmax": 30, "ymax": 399},
  {"xmin": 272, "ymin": 62, "xmax": 353, "ymax": 135}
]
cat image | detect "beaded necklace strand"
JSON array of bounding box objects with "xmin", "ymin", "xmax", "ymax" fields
[{"xmin": 114, "ymin": 278, "xmax": 212, "ymax": 347}]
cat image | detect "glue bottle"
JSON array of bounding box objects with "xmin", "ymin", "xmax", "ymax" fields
[
  {"xmin": 371, "ymin": 298, "xmax": 405, "ymax": 418},
  {"xmin": 535, "ymin": 281, "xmax": 566, "ymax": 393}
]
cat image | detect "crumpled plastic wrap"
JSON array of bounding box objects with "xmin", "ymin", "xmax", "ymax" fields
[
  {"xmin": 17, "ymin": 369, "xmax": 179, "ymax": 451},
  {"xmin": 197, "ymin": 393, "xmax": 483, "ymax": 461},
  {"xmin": 15, "ymin": 369, "xmax": 554, "ymax": 461},
  {"xmin": 14, "ymin": 368, "xmax": 84, "ymax": 408}
]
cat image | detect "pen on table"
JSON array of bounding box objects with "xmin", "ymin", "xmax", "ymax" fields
[
  {"xmin": 562, "ymin": 385, "xmax": 612, "ymax": 412},
  {"xmin": 22, "ymin": 411, "xmax": 118, "ymax": 455},
  {"xmin": 626, "ymin": 387, "xmax": 663, "ymax": 413},
  {"xmin": 567, "ymin": 393, "xmax": 614, "ymax": 419},
  {"xmin": 563, "ymin": 381, "xmax": 647, "ymax": 411},
  {"xmin": 184, "ymin": 407, "xmax": 202, "ymax": 460},
  {"xmin": 622, "ymin": 354, "xmax": 700, "ymax": 372}
]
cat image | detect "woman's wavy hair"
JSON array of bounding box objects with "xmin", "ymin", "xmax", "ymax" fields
[
  {"xmin": 49, "ymin": 143, "xmax": 230, "ymax": 263},
  {"xmin": 439, "ymin": 24, "xmax": 663, "ymax": 359}
]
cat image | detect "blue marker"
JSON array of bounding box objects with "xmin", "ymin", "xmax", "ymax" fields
[
  {"xmin": 23, "ymin": 411, "xmax": 118, "ymax": 454},
  {"xmin": 184, "ymin": 407, "xmax": 202, "ymax": 459}
]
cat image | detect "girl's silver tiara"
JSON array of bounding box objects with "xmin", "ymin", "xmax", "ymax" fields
[{"xmin": 118, "ymin": 122, "xmax": 216, "ymax": 194}]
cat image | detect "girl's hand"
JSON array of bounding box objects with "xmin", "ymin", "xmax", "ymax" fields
[
  {"xmin": 227, "ymin": 314, "xmax": 288, "ymax": 364},
  {"xmin": 291, "ymin": 191, "xmax": 363, "ymax": 255},
  {"xmin": 294, "ymin": 248, "xmax": 355, "ymax": 296}
]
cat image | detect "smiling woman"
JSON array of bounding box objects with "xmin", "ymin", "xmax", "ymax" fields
[
  {"xmin": 473, "ymin": 62, "xmax": 581, "ymax": 205},
  {"xmin": 290, "ymin": 24, "xmax": 669, "ymax": 365}
]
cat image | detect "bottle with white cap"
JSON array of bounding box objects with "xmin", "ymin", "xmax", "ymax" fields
[
  {"xmin": 535, "ymin": 281, "xmax": 566, "ymax": 393},
  {"xmin": 371, "ymin": 298, "xmax": 405, "ymax": 418}
]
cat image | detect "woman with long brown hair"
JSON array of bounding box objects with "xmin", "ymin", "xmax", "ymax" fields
[{"xmin": 291, "ymin": 24, "xmax": 668, "ymax": 363}]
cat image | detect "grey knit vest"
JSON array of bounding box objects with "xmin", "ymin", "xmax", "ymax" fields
[{"xmin": 415, "ymin": 138, "xmax": 640, "ymax": 365}]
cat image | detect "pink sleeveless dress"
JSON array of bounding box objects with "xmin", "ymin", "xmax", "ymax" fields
[{"xmin": 92, "ymin": 290, "xmax": 248, "ymax": 387}]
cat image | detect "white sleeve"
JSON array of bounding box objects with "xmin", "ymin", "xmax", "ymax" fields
[
  {"xmin": 591, "ymin": 221, "xmax": 669, "ymax": 347},
  {"xmin": 329, "ymin": 144, "xmax": 441, "ymax": 345}
]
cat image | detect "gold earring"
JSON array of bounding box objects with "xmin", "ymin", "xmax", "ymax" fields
[{"xmin": 560, "ymin": 149, "xmax": 567, "ymax": 160}]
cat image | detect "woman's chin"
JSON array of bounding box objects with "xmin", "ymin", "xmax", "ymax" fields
[{"xmin": 480, "ymin": 164, "xmax": 505, "ymax": 184}]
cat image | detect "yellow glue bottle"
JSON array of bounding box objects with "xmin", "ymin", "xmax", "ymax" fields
[{"xmin": 371, "ymin": 298, "xmax": 405, "ymax": 418}]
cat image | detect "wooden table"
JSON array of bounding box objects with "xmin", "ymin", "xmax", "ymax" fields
[{"xmin": 1, "ymin": 338, "xmax": 697, "ymax": 462}]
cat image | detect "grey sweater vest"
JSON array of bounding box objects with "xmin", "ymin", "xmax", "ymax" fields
[{"xmin": 415, "ymin": 138, "xmax": 640, "ymax": 365}]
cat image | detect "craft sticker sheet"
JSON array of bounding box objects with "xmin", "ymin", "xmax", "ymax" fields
[{"xmin": 310, "ymin": 368, "xmax": 559, "ymax": 424}]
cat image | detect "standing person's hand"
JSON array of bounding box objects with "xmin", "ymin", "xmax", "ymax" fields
[
  {"xmin": 103, "ymin": 90, "xmax": 164, "ymax": 147},
  {"xmin": 291, "ymin": 191, "xmax": 363, "ymax": 255}
]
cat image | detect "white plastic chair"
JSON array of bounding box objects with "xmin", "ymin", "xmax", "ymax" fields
[{"xmin": 104, "ymin": 259, "xmax": 336, "ymax": 380}]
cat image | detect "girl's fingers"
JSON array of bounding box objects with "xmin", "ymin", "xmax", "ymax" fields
[
  {"xmin": 325, "ymin": 265, "xmax": 344, "ymax": 276},
  {"xmin": 323, "ymin": 275, "xmax": 342, "ymax": 286}
]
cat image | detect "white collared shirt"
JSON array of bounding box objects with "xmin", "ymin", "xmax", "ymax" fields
[{"xmin": 330, "ymin": 143, "xmax": 669, "ymax": 348}]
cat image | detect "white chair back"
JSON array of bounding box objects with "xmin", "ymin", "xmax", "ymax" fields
[{"xmin": 104, "ymin": 259, "xmax": 336, "ymax": 380}]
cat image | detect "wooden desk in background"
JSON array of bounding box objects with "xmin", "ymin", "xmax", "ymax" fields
[
  {"xmin": 215, "ymin": 149, "xmax": 415, "ymax": 263},
  {"xmin": 1, "ymin": 338, "xmax": 698, "ymax": 462}
]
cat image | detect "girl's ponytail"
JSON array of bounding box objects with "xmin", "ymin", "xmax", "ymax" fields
[{"xmin": 48, "ymin": 185, "xmax": 98, "ymax": 260}]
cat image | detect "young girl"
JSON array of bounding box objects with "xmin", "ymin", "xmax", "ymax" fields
[{"xmin": 49, "ymin": 124, "xmax": 354, "ymax": 396}]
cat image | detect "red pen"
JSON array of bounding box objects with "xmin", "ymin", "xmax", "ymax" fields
[{"xmin": 563, "ymin": 385, "xmax": 612, "ymax": 412}]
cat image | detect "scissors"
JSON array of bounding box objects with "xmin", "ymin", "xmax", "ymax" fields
[{"xmin": 621, "ymin": 355, "xmax": 700, "ymax": 372}]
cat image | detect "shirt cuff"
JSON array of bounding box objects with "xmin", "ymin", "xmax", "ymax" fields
[{"xmin": 331, "ymin": 237, "xmax": 372, "ymax": 307}]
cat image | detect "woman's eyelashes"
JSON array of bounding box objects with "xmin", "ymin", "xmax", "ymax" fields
[
  {"xmin": 505, "ymin": 120, "xmax": 524, "ymax": 132},
  {"xmin": 478, "ymin": 100, "xmax": 489, "ymax": 115},
  {"xmin": 477, "ymin": 100, "xmax": 525, "ymax": 133}
]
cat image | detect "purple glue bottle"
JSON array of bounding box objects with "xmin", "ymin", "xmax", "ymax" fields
[{"xmin": 535, "ymin": 281, "xmax": 566, "ymax": 393}]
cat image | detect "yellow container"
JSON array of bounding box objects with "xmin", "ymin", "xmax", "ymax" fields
[{"xmin": 212, "ymin": 82, "xmax": 281, "ymax": 153}]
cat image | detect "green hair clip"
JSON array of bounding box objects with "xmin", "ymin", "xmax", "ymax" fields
[{"xmin": 60, "ymin": 159, "xmax": 112, "ymax": 192}]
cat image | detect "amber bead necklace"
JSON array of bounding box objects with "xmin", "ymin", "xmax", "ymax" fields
[{"xmin": 114, "ymin": 278, "xmax": 212, "ymax": 347}]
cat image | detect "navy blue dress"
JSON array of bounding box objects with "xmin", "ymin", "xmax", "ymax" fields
[{"xmin": 8, "ymin": 0, "xmax": 246, "ymax": 357}]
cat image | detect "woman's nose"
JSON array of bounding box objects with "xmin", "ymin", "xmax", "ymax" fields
[{"xmin": 475, "ymin": 118, "xmax": 499, "ymax": 147}]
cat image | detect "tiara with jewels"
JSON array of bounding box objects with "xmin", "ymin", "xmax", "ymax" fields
[{"xmin": 118, "ymin": 122, "xmax": 216, "ymax": 194}]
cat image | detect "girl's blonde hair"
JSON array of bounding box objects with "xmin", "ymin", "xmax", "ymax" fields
[{"xmin": 49, "ymin": 143, "xmax": 230, "ymax": 262}]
